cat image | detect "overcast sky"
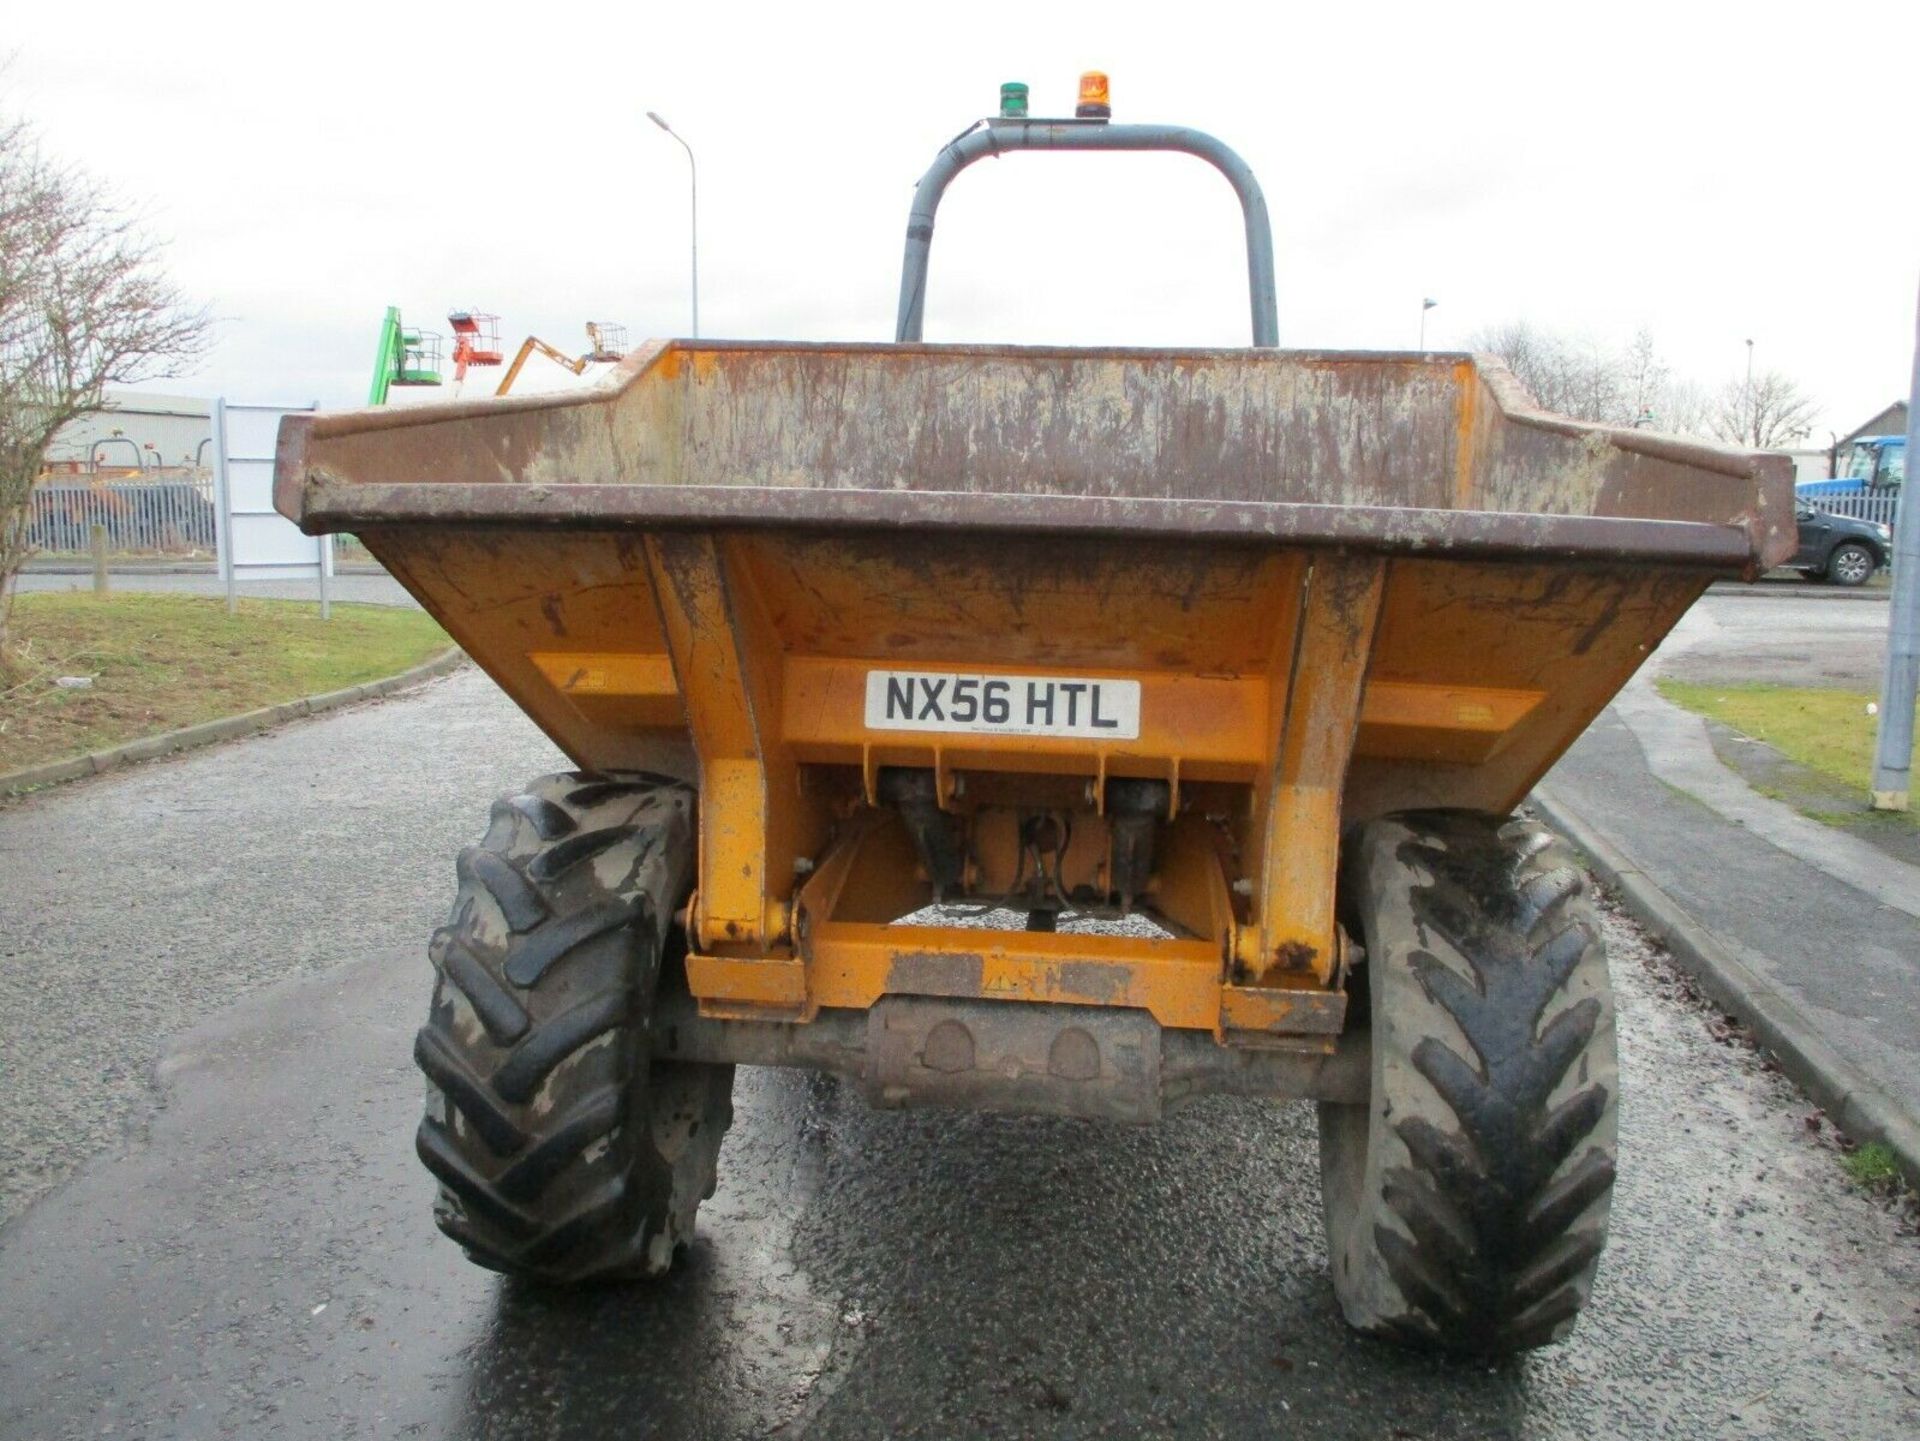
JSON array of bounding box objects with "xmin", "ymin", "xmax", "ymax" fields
[{"xmin": 8, "ymin": 0, "xmax": 1918, "ymax": 437}]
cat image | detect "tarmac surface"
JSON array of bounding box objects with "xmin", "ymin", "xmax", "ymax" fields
[
  {"xmin": 3, "ymin": 651, "xmax": 1918, "ymax": 1438},
  {"xmin": 1659, "ymin": 581, "xmax": 1888, "ymax": 690}
]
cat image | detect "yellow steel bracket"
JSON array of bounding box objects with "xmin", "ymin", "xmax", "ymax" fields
[
  {"xmin": 1235, "ymin": 553, "xmax": 1386, "ymax": 994},
  {"xmin": 644, "ymin": 534, "xmax": 827, "ymax": 958}
]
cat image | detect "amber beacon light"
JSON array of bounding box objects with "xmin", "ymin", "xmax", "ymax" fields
[{"xmin": 1075, "ymin": 70, "xmax": 1111, "ymax": 119}]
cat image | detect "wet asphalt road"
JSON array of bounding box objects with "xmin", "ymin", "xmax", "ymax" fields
[{"xmin": 3, "ymin": 668, "xmax": 1920, "ymax": 1439}]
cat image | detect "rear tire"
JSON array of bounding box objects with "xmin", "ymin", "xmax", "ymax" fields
[
  {"xmin": 414, "ymin": 770, "xmax": 734, "ymax": 1283},
  {"xmin": 1827, "ymin": 542, "xmax": 1876, "ymax": 587},
  {"xmin": 1318, "ymin": 810, "xmax": 1617, "ymax": 1353}
]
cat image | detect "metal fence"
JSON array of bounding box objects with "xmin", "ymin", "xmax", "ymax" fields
[
  {"xmin": 1810, "ymin": 493, "xmax": 1901, "ymax": 528},
  {"xmin": 28, "ymin": 472, "xmax": 219, "ymax": 556}
]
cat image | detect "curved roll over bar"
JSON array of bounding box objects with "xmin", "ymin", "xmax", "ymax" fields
[{"xmin": 895, "ymin": 120, "xmax": 1280, "ymax": 348}]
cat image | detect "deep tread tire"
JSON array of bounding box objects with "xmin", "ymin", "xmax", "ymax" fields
[
  {"xmin": 1318, "ymin": 810, "xmax": 1617, "ymax": 1354},
  {"xmin": 415, "ymin": 770, "xmax": 734, "ymax": 1283}
]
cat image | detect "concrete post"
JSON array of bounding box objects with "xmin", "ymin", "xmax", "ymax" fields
[
  {"xmin": 89, "ymin": 524, "xmax": 109, "ymax": 597},
  {"xmin": 1870, "ymin": 278, "xmax": 1920, "ymax": 809},
  {"xmin": 211, "ymin": 398, "xmax": 237, "ymax": 616}
]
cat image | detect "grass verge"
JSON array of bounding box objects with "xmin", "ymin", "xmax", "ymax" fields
[
  {"xmin": 1655, "ymin": 679, "xmax": 1916, "ymax": 824},
  {"xmin": 1, "ymin": 593, "xmax": 449, "ymax": 774},
  {"xmin": 1841, "ymin": 1141, "xmax": 1902, "ymax": 1190}
]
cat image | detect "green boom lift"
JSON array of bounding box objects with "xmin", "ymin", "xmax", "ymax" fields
[{"xmin": 368, "ymin": 306, "xmax": 444, "ymax": 405}]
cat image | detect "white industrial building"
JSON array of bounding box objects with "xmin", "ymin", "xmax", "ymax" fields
[{"xmin": 43, "ymin": 390, "xmax": 213, "ymax": 473}]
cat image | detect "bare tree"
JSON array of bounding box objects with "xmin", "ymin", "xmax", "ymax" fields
[
  {"xmin": 1467, "ymin": 320, "xmax": 1630, "ymax": 426},
  {"xmin": 1467, "ymin": 320, "xmax": 1745, "ymax": 442},
  {"xmin": 1648, "ymin": 376, "xmax": 1715, "ymax": 438},
  {"xmin": 1469, "ymin": 321, "xmax": 1578, "ymax": 416},
  {"xmin": 0, "ymin": 110, "xmax": 208, "ymax": 660},
  {"xmin": 1620, "ymin": 327, "xmax": 1667, "ymax": 428},
  {"xmin": 1711, "ymin": 369, "xmax": 1819, "ymax": 450}
]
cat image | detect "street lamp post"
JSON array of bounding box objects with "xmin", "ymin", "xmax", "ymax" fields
[
  {"xmin": 1744, "ymin": 337, "xmax": 1755, "ymax": 441},
  {"xmin": 1420, "ymin": 297, "xmax": 1438, "ymax": 351},
  {"xmin": 1870, "ymin": 282, "xmax": 1920, "ymax": 810},
  {"xmin": 647, "ymin": 111, "xmax": 699, "ymax": 339}
]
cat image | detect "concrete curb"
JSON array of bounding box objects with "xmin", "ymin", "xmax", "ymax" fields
[
  {"xmin": 1, "ymin": 647, "xmax": 465, "ymax": 797},
  {"xmin": 1532, "ymin": 784, "xmax": 1920, "ymax": 1190},
  {"xmin": 1708, "ymin": 581, "xmax": 1888, "ymax": 602}
]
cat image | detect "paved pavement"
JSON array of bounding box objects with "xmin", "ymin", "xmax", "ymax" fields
[
  {"xmin": 3, "ymin": 667, "xmax": 1918, "ymax": 1438},
  {"xmin": 1606, "ymin": 680, "xmax": 1920, "ymax": 917},
  {"xmin": 1540, "ymin": 587, "xmax": 1920, "ymax": 1141}
]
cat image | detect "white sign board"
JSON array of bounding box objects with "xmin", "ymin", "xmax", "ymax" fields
[{"xmin": 211, "ymin": 399, "xmax": 329, "ymax": 614}]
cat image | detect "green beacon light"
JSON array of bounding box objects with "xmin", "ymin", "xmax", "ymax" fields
[{"xmin": 999, "ymin": 82, "xmax": 1029, "ymax": 119}]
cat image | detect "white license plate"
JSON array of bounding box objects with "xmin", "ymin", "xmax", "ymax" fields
[{"xmin": 864, "ymin": 670, "xmax": 1141, "ymax": 740}]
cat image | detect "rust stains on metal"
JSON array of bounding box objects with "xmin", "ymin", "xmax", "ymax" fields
[
  {"xmin": 1273, "ymin": 940, "xmax": 1318, "ymax": 971},
  {"xmin": 279, "ymin": 341, "xmax": 1792, "ymax": 577},
  {"xmin": 296, "ymin": 481, "xmax": 1760, "ymax": 568}
]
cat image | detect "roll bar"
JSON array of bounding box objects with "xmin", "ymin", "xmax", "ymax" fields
[{"xmin": 895, "ymin": 120, "xmax": 1279, "ymax": 348}]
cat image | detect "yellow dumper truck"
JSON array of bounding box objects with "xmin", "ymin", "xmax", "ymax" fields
[{"xmin": 275, "ymin": 90, "xmax": 1792, "ymax": 1354}]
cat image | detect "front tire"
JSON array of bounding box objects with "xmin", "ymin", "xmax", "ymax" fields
[
  {"xmin": 1827, "ymin": 542, "xmax": 1876, "ymax": 587},
  {"xmin": 1318, "ymin": 811, "xmax": 1617, "ymax": 1354},
  {"xmin": 414, "ymin": 771, "xmax": 734, "ymax": 1283}
]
